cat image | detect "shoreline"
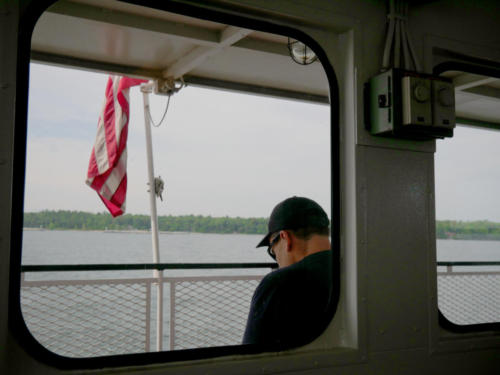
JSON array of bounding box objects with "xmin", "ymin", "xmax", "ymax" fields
[
  {"xmin": 22, "ymin": 227, "xmax": 264, "ymax": 236},
  {"xmin": 22, "ymin": 227, "xmax": 500, "ymax": 240}
]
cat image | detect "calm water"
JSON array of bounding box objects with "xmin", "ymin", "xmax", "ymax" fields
[
  {"xmin": 21, "ymin": 230, "xmax": 500, "ymax": 279},
  {"xmin": 21, "ymin": 230, "xmax": 273, "ymax": 280},
  {"xmin": 22, "ymin": 230, "xmax": 271, "ymax": 264},
  {"xmin": 437, "ymin": 239, "xmax": 500, "ymax": 261},
  {"xmin": 22, "ymin": 230, "xmax": 500, "ymax": 263}
]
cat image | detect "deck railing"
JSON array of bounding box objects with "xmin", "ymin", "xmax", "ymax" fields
[
  {"xmin": 20, "ymin": 262, "xmax": 499, "ymax": 357},
  {"xmin": 21, "ymin": 263, "xmax": 276, "ymax": 357},
  {"xmin": 437, "ymin": 261, "xmax": 500, "ymax": 326}
]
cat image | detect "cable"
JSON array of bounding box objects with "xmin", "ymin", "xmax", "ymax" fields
[
  {"xmin": 401, "ymin": 0, "xmax": 411, "ymax": 70},
  {"xmin": 382, "ymin": 0, "xmax": 396, "ymax": 70},
  {"xmin": 146, "ymin": 77, "xmax": 186, "ymax": 127},
  {"xmin": 394, "ymin": 14, "xmax": 401, "ymax": 68},
  {"xmin": 401, "ymin": 17, "xmax": 411, "ymax": 70},
  {"xmin": 404, "ymin": 1, "xmax": 421, "ymax": 72},
  {"xmin": 147, "ymin": 94, "xmax": 171, "ymax": 128},
  {"xmin": 383, "ymin": 0, "xmax": 421, "ymax": 72}
]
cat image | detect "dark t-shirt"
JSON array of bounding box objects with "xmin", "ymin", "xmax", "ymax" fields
[{"xmin": 242, "ymin": 250, "xmax": 336, "ymax": 348}]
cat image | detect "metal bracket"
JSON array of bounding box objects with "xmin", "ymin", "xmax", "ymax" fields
[{"xmin": 154, "ymin": 77, "xmax": 185, "ymax": 96}]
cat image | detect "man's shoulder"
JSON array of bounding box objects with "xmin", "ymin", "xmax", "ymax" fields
[
  {"xmin": 285, "ymin": 249, "xmax": 332, "ymax": 273},
  {"xmin": 255, "ymin": 250, "xmax": 333, "ymax": 294},
  {"xmin": 253, "ymin": 265, "xmax": 294, "ymax": 300},
  {"xmin": 256, "ymin": 268, "xmax": 286, "ymax": 292}
]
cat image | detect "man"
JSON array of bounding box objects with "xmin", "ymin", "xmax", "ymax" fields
[{"xmin": 243, "ymin": 196, "xmax": 337, "ymax": 349}]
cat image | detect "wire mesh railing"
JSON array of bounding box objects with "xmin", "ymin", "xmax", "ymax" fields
[
  {"xmin": 21, "ymin": 263, "xmax": 275, "ymax": 357},
  {"xmin": 170, "ymin": 276, "xmax": 261, "ymax": 350},
  {"xmin": 437, "ymin": 261, "xmax": 500, "ymax": 326},
  {"xmin": 21, "ymin": 278, "xmax": 152, "ymax": 357},
  {"xmin": 20, "ymin": 261, "xmax": 499, "ymax": 357}
]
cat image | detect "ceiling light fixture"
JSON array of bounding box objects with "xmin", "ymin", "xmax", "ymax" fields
[{"xmin": 287, "ymin": 38, "xmax": 317, "ymax": 65}]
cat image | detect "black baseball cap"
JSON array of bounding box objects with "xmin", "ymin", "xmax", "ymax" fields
[{"xmin": 256, "ymin": 196, "xmax": 329, "ymax": 248}]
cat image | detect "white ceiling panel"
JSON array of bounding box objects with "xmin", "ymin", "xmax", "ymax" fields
[
  {"xmin": 31, "ymin": 0, "xmax": 331, "ymax": 104},
  {"xmin": 443, "ymin": 71, "xmax": 500, "ymax": 127}
]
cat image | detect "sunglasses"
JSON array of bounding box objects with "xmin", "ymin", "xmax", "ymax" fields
[{"xmin": 267, "ymin": 233, "xmax": 281, "ymax": 260}]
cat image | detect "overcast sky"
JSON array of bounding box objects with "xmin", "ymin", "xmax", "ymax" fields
[
  {"xmin": 25, "ymin": 63, "xmax": 500, "ymax": 221},
  {"xmin": 435, "ymin": 126, "xmax": 500, "ymax": 222},
  {"xmin": 25, "ymin": 63, "xmax": 331, "ymax": 218}
]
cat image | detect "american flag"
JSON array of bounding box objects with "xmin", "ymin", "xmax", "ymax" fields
[{"xmin": 86, "ymin": 75, "xmax": 147, "ymax": 217}]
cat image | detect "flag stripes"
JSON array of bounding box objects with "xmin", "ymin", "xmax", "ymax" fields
[{"xmin": 86, "ymin": 75, "xmax": 146, "ymax": 217}]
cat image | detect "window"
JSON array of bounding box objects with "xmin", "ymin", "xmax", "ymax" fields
[
  {"xmin": 435, "ymin": 70, "xmax": 500, "ymax": 330},
  {"xmin": 14, "ymin": 0, "xmax": 339, "ymax": 367}
]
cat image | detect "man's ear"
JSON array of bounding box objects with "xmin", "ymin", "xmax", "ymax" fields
[{"xmin": 282, "ymin": 230, "xmax": 293, "ymax": 252}]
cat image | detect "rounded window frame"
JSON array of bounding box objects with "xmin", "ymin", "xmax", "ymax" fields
[
  {"xmin": 9, "ymin": 0, "xmax": 341, "ymax": 370},
  {"xmin": 433, "ymin": 60, "xmax": 500, "ymax": 334}
]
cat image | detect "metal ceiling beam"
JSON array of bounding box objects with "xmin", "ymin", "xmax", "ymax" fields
[
  {"xmin": 453, "ymin": 73, "xmax": 499, "ymax": 91},
  {"xmin": 163, "ymin": 26, "xmax": 253, "ymax": 79},
  {"xmin": 48, "ymin": 0, "xmax": 221, "ymax": 47},
  {"xmin": 47, "ymin": 0, "xmax": 285, "ymax": 56},
  {"xmin": 456, "ymin": 117, "xmax": 500, "ymax": 131},
  {"xmin": 219, "ymin": 26, "xmax": 253, "ymax": 45},
  {"xmin": 233, "ymin": 38, "xmax": 289, "ymax": 57},
  {"xmin": 30, "ymin": 51, "xmax": 327, "ymax": 104},
  {"xmin": 184, "ymin": 75, "xmax": 330, "ymax": 105},
  {"xmin": 463, "ymin": 86, "xmax": 500, "ymax": 101},
  {"xmin": 30, "ymin": 50, "xmax": 162, "ymax": 78}
]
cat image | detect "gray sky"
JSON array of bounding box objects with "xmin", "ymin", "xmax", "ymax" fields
[
  {"xmin": 25, "ymin": 63, "xmax": 500, "ymax": 221},
  {"xmin": 25, "ymin": 63, "xmax": 331, "ymax": 218},
  {"xmin": 435, "ymin": 125, "xmax": 500, "ymax": 222}
]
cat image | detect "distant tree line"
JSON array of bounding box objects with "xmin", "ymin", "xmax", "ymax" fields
[
  {"xmin": 23, "ymin": 210, "xmax": 268, "ymax": 234},
  {"xmin": 22, "ymin": 211, "xmax": 500, "ymax": 240},
  {"xmin": 436, "ymin": 220, "xmax": 500, "ymax": 240}
]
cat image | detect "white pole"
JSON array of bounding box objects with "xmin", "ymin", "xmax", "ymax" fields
[{"xmin": 141, "ymin": 83, "xmax": 163, "ymax": 352}]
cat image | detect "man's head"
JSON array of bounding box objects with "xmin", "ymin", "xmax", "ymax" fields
[{"xmin": 257, "ymin": 196, "xmax": 330, "ymax": 267}]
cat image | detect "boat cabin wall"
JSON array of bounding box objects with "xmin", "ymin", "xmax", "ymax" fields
[{"xmin": 1, "ymin": 0, "xmax": 499, "ymax": 374}]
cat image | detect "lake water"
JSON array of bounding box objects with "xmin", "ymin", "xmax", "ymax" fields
[
  {"xmin": 21, "ymin": 230, "xmax": 273, "ymax": 280},
  {"xmin": 20, "ymin": 230, "xmax": 500, "ymax": 279},
  {"xmin": 22, "ymin": 230, "xmax": 271, "ymax": 265},
  {"xmin": 21, "ymin": 230, "xmax": 500, "ymax": 266}
]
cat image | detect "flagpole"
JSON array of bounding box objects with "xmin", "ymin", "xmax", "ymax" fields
[{"xmin": 141, "ymin": 82, "xmax": 163, "ymax": 352}]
